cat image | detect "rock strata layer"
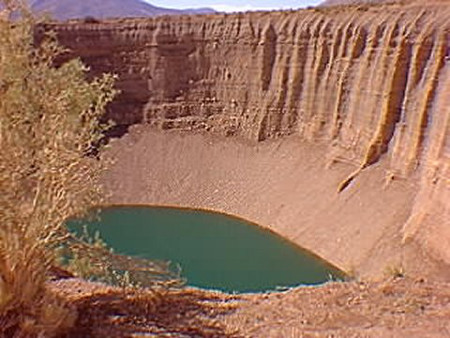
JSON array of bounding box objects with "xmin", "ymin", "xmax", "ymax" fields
[{"xmin": 47, "ymin": 2, "xmax": 450, "ymax": 277}]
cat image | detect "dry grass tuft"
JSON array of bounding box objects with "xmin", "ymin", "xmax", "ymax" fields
[{"xmin": 59, "ymin": 284, "xmax": 241, "ymax": 337}]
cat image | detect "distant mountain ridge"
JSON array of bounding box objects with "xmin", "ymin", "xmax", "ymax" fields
[{"xmin": 28, "ymin": 0, "xmax": 215, "ymax": 20}]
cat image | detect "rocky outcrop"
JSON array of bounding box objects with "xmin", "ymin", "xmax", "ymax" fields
[{"xmin": 46, "ymin": 2, "xmax": 450, "ymax": 276}]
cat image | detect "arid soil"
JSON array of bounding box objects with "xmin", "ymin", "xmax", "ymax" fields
[
  {"xmin": 223, "ymin": 277, "xmax": 450, "ymax": 337},
  {"xmin": 49, "ymin": 276, "xmax": 450, "ymax": 337}
]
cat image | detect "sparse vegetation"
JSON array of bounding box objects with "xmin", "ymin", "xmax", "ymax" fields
[
  {"xmin": 63, "ymin": 226, "xmax": 183, "ymax": 289},
  {"xmin": 384, "ymin": 263, "xmax": 406, "ymax": 279},
  {"xmin": 0, "ymin": 0, "xmax": 117, "ymax": 335},
  {"xmin": 345, "ymin": 264, "xmax": 359, "ymax": 281}
]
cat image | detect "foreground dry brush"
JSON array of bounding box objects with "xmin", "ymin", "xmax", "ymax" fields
[
  {"xmin": 0, "ymin": 1, "xmax": 116, "ymax": 335},
  {"xmin": 0, "ymin": 3, "xmax": 236, "ymax": 337}
]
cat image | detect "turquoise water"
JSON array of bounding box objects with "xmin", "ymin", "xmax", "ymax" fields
[{"xmin": 67, "ymin": 206, "xmax": 344, "ymax": 293}]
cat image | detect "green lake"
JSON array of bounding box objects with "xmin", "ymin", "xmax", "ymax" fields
[{"xmin": 67, "ymin": 206, "xmax": 345, "ymax": 293}]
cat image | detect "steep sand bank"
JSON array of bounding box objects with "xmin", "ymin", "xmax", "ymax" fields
[{"xmin": 102, "ymin": 125, "xmax": 447, "ymax": 280}]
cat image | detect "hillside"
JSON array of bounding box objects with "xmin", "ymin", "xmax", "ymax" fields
[
  {"xmin": 45, "ymin": 1, "xmax": 450, "ymax": 282},
  {"xmin": 33, "ymin": 1, "xmax": 450, "ymax": 336},
  {"xmin": 29, "ymin": 0, "xmax": 214, "ymax": 20}
]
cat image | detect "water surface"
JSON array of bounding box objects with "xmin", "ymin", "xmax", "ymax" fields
[{"xmin": 68, "ymin": 206, "xmax": 344, "ymax": 293}]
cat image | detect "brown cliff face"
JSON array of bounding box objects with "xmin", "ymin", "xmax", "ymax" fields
[{"xmin": 46, "ymin": 2, "xmax": 450, "ymax": 276}]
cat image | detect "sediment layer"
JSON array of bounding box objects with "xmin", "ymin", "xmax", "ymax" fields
[{"xmin": 47, "ymin": 2, "xmax": 450, "ymax": 278}]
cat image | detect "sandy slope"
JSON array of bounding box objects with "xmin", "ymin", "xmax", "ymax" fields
[{"xmin": 101, "ymin": 125, "xmax": 449, "ymax": 280}]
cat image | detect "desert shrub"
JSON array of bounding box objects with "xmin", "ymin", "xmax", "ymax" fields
[
  {"xmin": 0, "ymin": 0, "xmax": 116, "ymax": 335},
  {"xmin": 62, "ymin": 226, "xmax": 183, "ymax": 289}
]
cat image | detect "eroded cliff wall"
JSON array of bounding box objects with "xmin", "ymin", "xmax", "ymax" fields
[{"xmin": 46, "ymin": 2, "xmax": 450, "ymax": 272}]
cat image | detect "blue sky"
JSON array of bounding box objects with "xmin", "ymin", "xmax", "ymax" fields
[{"xmin": 147, "ymin": 1, "xmax": 322, "ymax": 12}]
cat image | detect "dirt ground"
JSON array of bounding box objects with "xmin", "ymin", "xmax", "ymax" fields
[
  {"xmin": 223, "ymin": 277, "xmax": 450, "ymax": 337},
  {"xmin": 50, "ymin": 276, "xmax": 450, "ymax": 337}
]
